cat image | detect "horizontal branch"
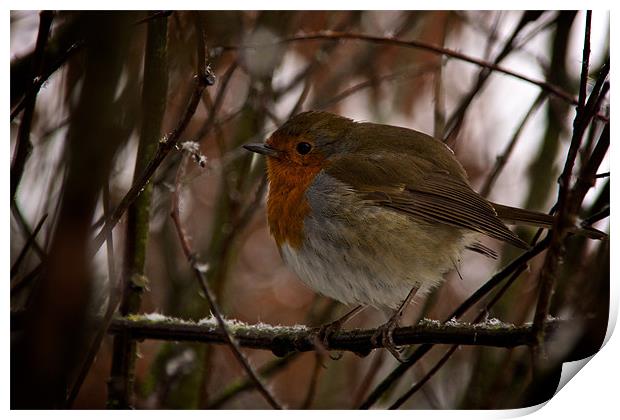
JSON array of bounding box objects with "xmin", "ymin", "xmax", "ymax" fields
[{"xmin": 109, "ymin": 314, "xmax": 564, "ymax": 357}]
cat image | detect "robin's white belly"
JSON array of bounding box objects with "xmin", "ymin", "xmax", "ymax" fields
[{"xmin": 278, "ymin": 174, "xmax": 470, "ymax": 309}]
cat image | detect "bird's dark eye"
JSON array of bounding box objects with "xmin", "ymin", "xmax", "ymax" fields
[{"xmin": 296, "ymin": 142, "xmax": 312, "ymax": 155}]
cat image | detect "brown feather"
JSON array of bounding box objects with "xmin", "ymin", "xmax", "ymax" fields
[
  {"xmin": 326, "ymin": 154, "xmax": 529, "ymax": 249},
  {"xmin": 492, "ymin": 202, "xmax": 607, "ymax": 240}
]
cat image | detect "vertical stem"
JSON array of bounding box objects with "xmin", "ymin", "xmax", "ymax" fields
[
  {"xmin": 522, "ymin": 12, "xmax": 576, "ymax": 214},
  {"xmin": 532, "ymin": 11, "xmax": 598, "ymax": 354},
  {"xmin": 577, "ymin": 11, "xmax": 592, "ymax": 114},
  {"xmin": 107, "ymin": 12, "xmax": 169, "ymax": 408}
]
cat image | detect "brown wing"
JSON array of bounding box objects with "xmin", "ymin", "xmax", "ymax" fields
[{"xmin": 326, "ymin": 154, "xmax": 529, "ymax": 250}]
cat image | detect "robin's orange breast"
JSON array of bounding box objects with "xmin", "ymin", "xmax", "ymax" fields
[{"xmin": 266, "ymin": 157, "xmax": 323, "ymax": 249}]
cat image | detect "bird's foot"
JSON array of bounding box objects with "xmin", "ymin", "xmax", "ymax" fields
[
  {"xmin": 312, "ymin": 305, "xmax": 364, "ymax": 361},
  {"xmin": 371, "ymin": 314, "xmax": 407, "ymax": 363},
  {"xmin": 313, "ymin": 319, "xmax": 345, "ymax": 360}
]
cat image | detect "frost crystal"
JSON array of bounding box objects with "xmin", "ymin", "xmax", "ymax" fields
[
  {"xmin": 195, "ymin": 262, "xmax": 210, "ymax": 273},
  {"xmin": 180, "ymin": 141, "xmax": 208, "ymax": 167},
  {"xmin": 142, "ymin": 313, "xmax": 169, "ymax": 322},
  {"xmin": 445, "ymin": 317, "xmax": 459, "ymax": 327},
  {"xmin": 197, "ymin": 155, "xmax": 208, "ymax": 167},
  {"xmin": 486, "ymin": 317, "xmax": 501, "ymax": 326},
  {"xmin": 181, "ymin": 141, "xmax": 200, "ymax": 154}
]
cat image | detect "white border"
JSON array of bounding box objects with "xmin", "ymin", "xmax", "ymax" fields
[{"xmin": 5, "ymin": 4, "xmax": 616, "ymax": 418}]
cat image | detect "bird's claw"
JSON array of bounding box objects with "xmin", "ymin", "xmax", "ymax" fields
[
  {"xmin": 371, "ymin": 317, "xmax": 407, "ymax": 363},
  {"xmin": 312, "ymin": 320, "xmax": 344, "ymax": 361}
]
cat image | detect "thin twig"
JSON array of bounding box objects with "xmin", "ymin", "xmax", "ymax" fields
[
  {"xmin": 196, "ymin": 60, "xmax": 238, "ymax": 143},
  {"xmin": 206, "ymin": 297, "xmax": 340, "ymax": 408},
  {"xmin": 389, "ymin": 227, "xmax": 548, "ymax": 409},
  {"xmin": 480, "ymin": 92, "xmax": 547, "ymax": 197},
  {"xmin": 571, "ymin": 101, "xmax": 610, "ymax": 207},
  {"xmin": 316, "ymin": 63, "xmax": 438, "ymax": 110},
  {"xmin": 578, "ymin": 11, "xmax": 592, "ymax": 114},
  {"xmin": 221, "ymin": 31, "xmax": 588, "ymax": 110},
  {"xmin": 11, "ymin": 40, "xmax": 83, "ymax": 121},
  {"xmin": 170, "ymin": 156, "xmax": 283, "ymax": 409},
  {"xmin": 11, "ymin": 11, "xmax": 54, "ymax": 201},
  {"xmin": 92, "ymin": 51, "xmax": 215, "ymax": 255},
  {"xmin": 263, "ymin": 106, "xmax": 283, "ymax": 127},
  {"xmin": 353, "ymin": 351, "xmax": 387, "ymax": 408},
  {"xmin": 287, "ymin": 78, "xmax": 312, "ymax": 118},
  {"xmin": 10, "ymin": 213, "xmax": 48, "ymax": 278},
  {"xmin": 452, "ymin": 11, "xmax": 551, "ymax": 66},
  {"xmin": 579, "ymin": 114, "xmax": 600, "ymax": 167},
  {"xmin": 10, "ymin": 263, "xmax": 42, "ymax": 296},
  {"xmin": 10, "ymin": 202, "xmax": 47, "ymax": 260},
  {"xmin": 300, "ymin": 354, "xmax": 323, "ymax": 409},
  {"xmin": 360, "ymin": 237, "xmax": 550, "ymax": 409},
  {"xmin": 133, "ymin": 10, "xmax": 173, "ymax": 26},
  {"xmin": 483, "ymin": 12, "xmax": 502, "ymax": 60},
  {"xmin": 207, "ymin": 354, "xmax": 299, "ymax": 409},
  {"xmin": 389, "ymin": 345, "xmax": 458, "ymax": 409},
  {"xmin": 443, "ymin": 11, "xmax": 544, "ymax": 141},
  {"xmin": 531, "ymin": 40, "xmax": 607, "ymax": 355},
  {"xmin": 581, "ymin": 205, "xmax": 609, "ymax": 227},
  {"xmin": 235, "ymin": 175, "xmax": 268, "ymax": 234},
  {"xmin": 272, "ymin": 12, "xmax": 359, "ymax": 99}
]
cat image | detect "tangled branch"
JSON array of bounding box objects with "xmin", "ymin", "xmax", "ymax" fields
[{"xmin": 221, "ymin": 30, "xmax": 606, "ymax": 121}]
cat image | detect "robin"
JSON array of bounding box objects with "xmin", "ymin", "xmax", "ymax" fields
[{"xmin": 244, "ymin": 111, "xmax": 604, "ymax": 360}]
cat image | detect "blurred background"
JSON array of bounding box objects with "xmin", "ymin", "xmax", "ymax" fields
[{"xmin": 10, "ymin": 10, "xmax": 609, "ymax": 409}]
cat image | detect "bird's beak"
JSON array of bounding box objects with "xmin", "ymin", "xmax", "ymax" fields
[{"xmin": 243, "ymin": 143, "xmax": 280, "ymax": 157}]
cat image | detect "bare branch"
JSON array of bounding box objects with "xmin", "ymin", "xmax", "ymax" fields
[
  {"xmin": 300, "ymin": 354, "xmax": 323, "ymax": 409},
  {"xmin": 388, "ymin": 227, "xmax": 548, "ymax": 409},
  {"xmin": 107, "ymin": 12, "xmax": 170, "ymax": 408},
  {"xmin": 91, "ymin": 33, "xmax": 215, "ymax": 255},
  {"xmin": 389, "ymin": 345, "xmax": 458, "ymax": 409},
  {"xmin": 196, "ymin": 60, "xmax": 238, "ymax": 144},
  {"xmin": 170, "ymin": 156, "xmax": 283, "ymax": 410},
  {"xmin": 10, "ymin": 213, "xmax": 48, "ymax": 278},
  {"xmin": 360, "ymin": 236, "xmax": 550, "ymax": 408},
  {"xmin": 108, "ymin": 316, "xmax": 564, "ymax": 354},
  {"xmin": 206, "ymin": 298, "xmax": 341, "ymax": 408},
  {"xmin": 207, "ymin": 354, "xmax": 299, "ymax": 409},
  {"xmin": 443, "ymin": 11, "xmax": 545, "ymax": 141},
  {"xmin": 480, "ymin": 92, "xmax": 547, "ymax": 197},
  {"xmin": 11, "ymin": 11, "xmax": 54, "ymax": 201},
  {"xmin": 316, "ymin": 63, "xmax": 437, "ymax": 110},
  {"xmin": 581, "ymin": 205, "xmax": 609, "ymax": 228},
  {"xmin": 532, "ymin": 53, "xmax": 608, "ymax": 354},
  {"xmin": 221, "ymin": 30, "xmax": 594, "ymax": 112},
  {"xmin": 353, "ymin": 351, "xmax": 387, "ymax": 407},
  {"xmin": 571, "ymin": 102, "xmax": 610, "ymax": 207},
  {"xmin": 577, "ymin": 11, "xmax": 592, "ymax": 114}
]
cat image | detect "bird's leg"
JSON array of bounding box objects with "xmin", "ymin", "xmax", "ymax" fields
[
  {"xmin": 313, "ymin": 305, "xmax": 365, "ymax": 358},
  {"xmin": 371, "ymin": 286, "xmax": 419, "ymax": 362}
]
